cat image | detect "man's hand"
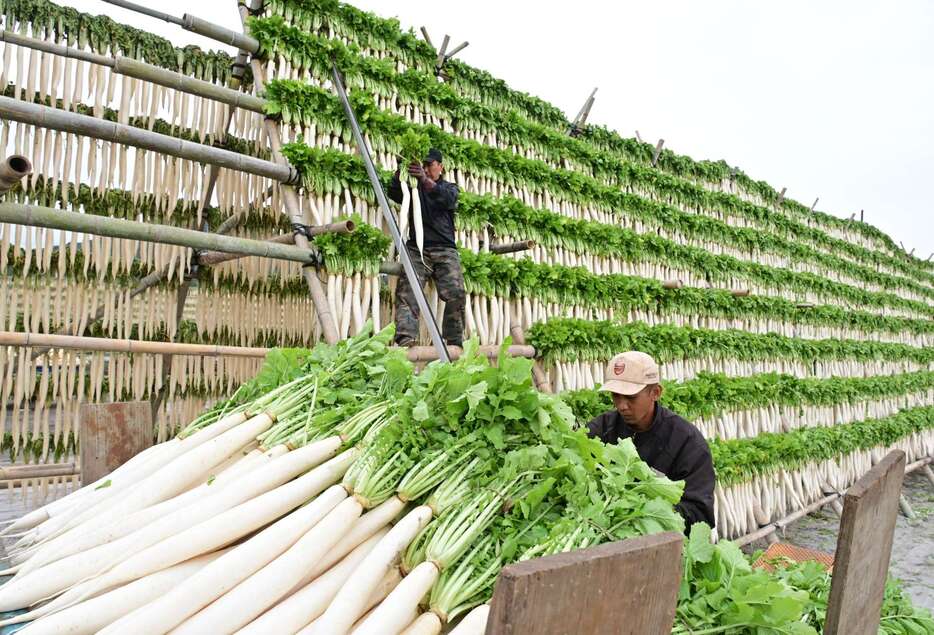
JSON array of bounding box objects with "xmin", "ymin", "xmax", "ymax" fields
[
  {"xmin": 408, "ymin": 162, "xmax": 436, "ymax": 191},
  {"xmin": 407, "ymin": 162, "xmax": 426, "ymax": 180}
]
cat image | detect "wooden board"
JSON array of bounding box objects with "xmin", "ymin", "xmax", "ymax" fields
[
  {"xmin": 485, "ymin": 532, "xmax": 683, "ymax": 635},
  {"xmin": 824, "ymin": 450, "xmax": 906, "ymax": 635},
  {"xmin": 79, "ymin": 401, "xmax": 154, "ymax": 485}
]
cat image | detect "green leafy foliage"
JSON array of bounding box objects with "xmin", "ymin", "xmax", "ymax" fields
[
  {"xmin": 527, "ymin": 318, "xmax": 934, "ymax": 366},
  {"xmin": 710, "ymin": 406, "xmax": 934, "ymax": 486},
  {"xmin": 561, "ymin": 370, "xmax": 934, "ymax": 424}
]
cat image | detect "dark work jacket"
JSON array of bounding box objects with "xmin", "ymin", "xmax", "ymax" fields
[
  {"xmin": 587, "ymin": 405, "xmax": 716, "ymax": 531},
  {"xmin": 388, "ymin": 173, "xmax": 459, "ymax": 249}
]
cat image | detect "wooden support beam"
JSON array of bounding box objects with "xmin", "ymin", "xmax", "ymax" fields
[
  {"xmin": 825, "ymin": 450, "xmax": 906, "ymax": 635},
  {"xmin": 80, "ymin": 401, "xmax": 154, "ymax": 485},
  {"xmin": 0, "ymin": 154, "xmax": 31, "ymax": 194},
  {"xmin": 650, "ymin": 139, "xmax": 665, "ymax": 167},
  {"xmin": 0, "ymin": 331, "xmax": 270, "ymax": 358},
  {"xmin": 486, "ymin": 532, "xmax": 683, "ymax": 635}
]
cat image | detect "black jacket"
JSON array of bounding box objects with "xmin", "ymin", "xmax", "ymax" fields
[
  {"xmin": 587, "ymin": 405, "xmax": 716, "ymax": 531},
  {"xmin": 388, "ymin": 172, "xmax": 459, "ymax": 249}
]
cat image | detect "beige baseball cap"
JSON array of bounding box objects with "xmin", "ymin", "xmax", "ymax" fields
[{"xmin": 599, "ymin": 351, "xmax": 660, "ymax": 396}]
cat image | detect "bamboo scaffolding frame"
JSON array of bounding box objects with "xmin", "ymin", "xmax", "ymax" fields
[
  {"xmin": 0, "ymin": 96, "xmax": 298, "ymax": 184},
  {"xmin": 0, "ymin": 331, "xmax": 535, "ymax": 362},
  {"xmin": 0, "ymin": 463, "xmax": 77, "ymax": 481},
  {"xmin": 196, "ymin": 220, "xmax": 355, "ymax": 266},
  {"xmin": 0, "ymin": 331, "xmax": 269, "ymax": 358},
  {"xmin": 0, "ymin": 202, "xmax": 319, "ymax": 264},
  {"xmin": 0, "ymin": 154, "xmax": 32, "ymax": 194},
  {"xmin": 0, "ymin": 31, "xmax": 265, "ymax": 114},
  {"xmin": 237, "ymin": 1, "xmax": 340, "ymax": 345}
]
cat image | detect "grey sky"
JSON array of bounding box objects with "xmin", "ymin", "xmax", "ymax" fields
[{"xmin": 58, "ymin": 0, "xmax": 934, "ymax": 260}]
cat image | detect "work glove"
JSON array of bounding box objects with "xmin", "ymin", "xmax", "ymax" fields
[
  {"xmin": 407, "ymin": 162, "xmax": 426, "ymax": 180},
  {"xmin": 408, "ymin": 162, "xmax": 435, "ymax": 191}
]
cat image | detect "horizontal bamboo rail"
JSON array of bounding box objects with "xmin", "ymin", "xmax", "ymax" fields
[
  {"xmin": 0, "ymin": 463, "xmax": 77, "ymax": 481},
  {"xmin": 0, "ymin": 155, "xmax": 31, "ymax": 195},
  {"xmin": 0, "ymin": 331, "xmax": 536, "ymax": 363},
  {"xmin": 0, "ymin": 202, "xmax": 318, "ymax": 265},
  {"xmin": 99, "ymin": 1, "xmax": 260, "ymax": 52},
  {"xmin": 0, "ymin": 31, "xmax": 266, "ymax": 114},
  {"xmin": 196, "ymin": 220, "xmax": 356, "ymax": 266},
  {"xmin": 0, "ymin": 97, "xmax": 298, "ymax": 184},
  {"xmin": 405, "ymin": 344, "xmax": 536, "ymax": 361},
  {"xmin": 0, "ymin": 332, "xmax": 270, "ymax": 358}
]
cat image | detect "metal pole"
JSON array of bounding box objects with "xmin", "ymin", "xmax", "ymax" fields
[
  {"xmin": 0, "ymin": 202, "xmax": 319, "ymax": 264},
  {"xmin": 0, "ymin": 97, "xmax": 297, "ymax": 184},
  {"xmin": 330, "ymin": 64, "xmax": 450, "ymax": 361}
]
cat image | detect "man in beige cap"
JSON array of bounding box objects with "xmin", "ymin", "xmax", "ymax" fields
[{"xmin": 587, "ymin": 351, "xmax": 715, "ymax": 531}]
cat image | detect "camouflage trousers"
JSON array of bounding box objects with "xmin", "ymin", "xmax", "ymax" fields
[{"xmin": 394, "ymin": 245, "xmax": 466, "ymax": 347}]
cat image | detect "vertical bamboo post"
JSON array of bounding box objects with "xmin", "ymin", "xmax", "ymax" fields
[{"xmin": 239, "ymin": 1, "xmax": 339, "ymax": 345}]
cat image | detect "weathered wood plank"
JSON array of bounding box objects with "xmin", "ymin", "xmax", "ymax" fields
[
  {"xmin": 486, "ymin": 532, "xmax": 683, "ymax": 635},
  {"xmin": 825, "ymin": 450, "xmax": 906, "ymax": 634},
  {"xmin": 79, "ymin": 402, "xmax": 153, "ymax": 485}
]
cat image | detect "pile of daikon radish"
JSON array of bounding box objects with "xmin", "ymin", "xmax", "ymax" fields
[{"xmin": 0, "ymin": 323, "xmax": 685, "ymax": 635}]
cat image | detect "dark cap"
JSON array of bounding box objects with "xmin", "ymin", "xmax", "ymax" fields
[{"xmin": 424, "ymin": 148, "xmax": 443, "ymax": 164}]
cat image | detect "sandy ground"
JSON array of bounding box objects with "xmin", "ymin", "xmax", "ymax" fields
[{"xmin": 746, "ymin": 471, "xmax": 934, "ymax": 611}]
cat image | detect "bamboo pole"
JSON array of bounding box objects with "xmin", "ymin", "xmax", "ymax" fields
[
  {"xmin": 490, "ymin": 240, "xmax": 535, "ymax": 255},
  {"xmin": 509, "ymin": 313, "xmax": 552, "ymax": 393},
  {"xmin": 196, "ymin": 220, "xmax": 356, "ymax": 266},
  {"xmin": 0, "ymin": 31, "xmax": 266, "ymax": 114},
  {"xmin": 0, "ymin": 331, "xmax": 270, "ymax": 358},
  {"xmin": 0, "ymin": 154, "xmax": 32, "ymax": 194},
  {"xmin": 239, "ymin": 1, "xmax": 340, "ymax": 345},
  {"xmin": 405, "ymin": 345, "xmax": 535, "ymax": 361},
  {"xmin": 0, "ymin": 202, "xmax": 319, "ymax": 264},
  {"xmin": 99, "ymin": 1, "xmax": 260, "ymax": 52},
  {"xmin": 0, "ymin": 463, "xmax": 77, "ymax": 480},
  {"xmin": 0, "ymin": 331, "xmax": 535, "ymax": 362},
  {"xmin": 0, "ymin": 96, "xmax": 298, "ymax": 184}
]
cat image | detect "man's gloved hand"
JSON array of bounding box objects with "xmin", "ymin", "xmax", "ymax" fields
[
  {"xmin": 407, "ymin": 162, "xmax": 426, "ymax": 179},
  {"xmin": 408, "ymin": 162, "xmax": 435, "ymax": 191}
]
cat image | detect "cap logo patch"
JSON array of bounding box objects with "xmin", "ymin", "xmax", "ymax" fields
[{"xmin": 614, "ymin": 361, "xmax": 626, "ymax": 375}]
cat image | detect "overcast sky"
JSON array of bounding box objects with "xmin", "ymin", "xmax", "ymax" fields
[{"xmin": 60, "ymin": 0, "xmax": 934, "ymax": 260}]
